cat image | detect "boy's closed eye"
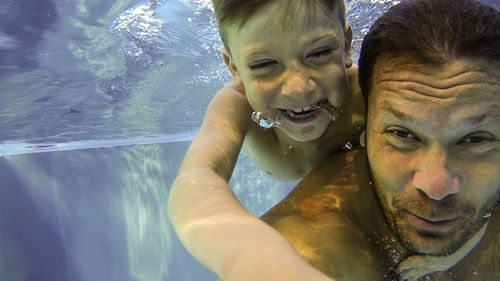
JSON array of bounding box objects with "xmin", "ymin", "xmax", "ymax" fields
[
  {"xmin": 249, "ymin": 60, "xmax": 277, "ymax": 70},
  {"xmin": 248, "ymin": 48, "xmax": 334, "ymax": 71},
  {"xmin": 307, "ymin": 48, "xmax": 333, "ymax": 58}
]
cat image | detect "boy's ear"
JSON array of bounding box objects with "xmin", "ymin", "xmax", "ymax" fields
[
  {"xmin": 222, "ymin": 47, "xmax": 240, "ymax": 80},
  {"xmin": 344, "ymin": 23, "xmax": 353, "ymax": 68}
]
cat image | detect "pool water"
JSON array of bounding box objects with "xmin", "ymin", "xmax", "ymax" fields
[
  {"xmin": 1, "ymin": 141, "xmax": 295, "ymax": 281},
  {"xmin": 1, "ymin": 0, "xmax": 497, "ymax": 280}
]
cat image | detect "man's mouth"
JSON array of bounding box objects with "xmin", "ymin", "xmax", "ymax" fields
[{"xmin": 406, "ymin": 212, "xmax": 459, "ymax": 234}]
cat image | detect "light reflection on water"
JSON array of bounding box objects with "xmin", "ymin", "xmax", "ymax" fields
[
  {"xmin": 1, "ymin": 0, "xmax": 404, "ymax": 144},
  {"xmin": 121, "ymin": 144, "xmax": 174, "ymax": 281}
]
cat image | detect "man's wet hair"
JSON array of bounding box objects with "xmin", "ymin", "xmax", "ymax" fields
[
  {"xmin": 358, "ymin": 0, "xmax": 500, "ymax": 103},
  {"xmin": 212, "ymin": 0, "xmax": 346, "ymax": 53}
]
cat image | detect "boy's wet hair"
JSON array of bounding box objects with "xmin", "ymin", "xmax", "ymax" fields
[
  {"xmin": 358, "ymin": 0, "xmax": 500, "ymax": 104},
  {"xmin": 212, "ymin": 0, "xmax": 346, "ymax": 52}
]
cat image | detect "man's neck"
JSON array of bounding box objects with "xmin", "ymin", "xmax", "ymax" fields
[{"xmin": 396, "ymin": 222, "xmax": 489, "ymax": 281}]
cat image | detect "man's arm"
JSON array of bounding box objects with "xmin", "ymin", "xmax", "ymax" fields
[{"xmin": 168, "ymin": 85, "xmax": 335, "ymax": 281}]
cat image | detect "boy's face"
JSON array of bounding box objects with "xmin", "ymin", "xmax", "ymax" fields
[{"xmin": 223, "ymin": 1, "xmax": 352, "ymax": 142}]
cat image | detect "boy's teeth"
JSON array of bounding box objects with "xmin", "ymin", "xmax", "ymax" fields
[
  {"xmin": 282, "ymin": 100, "xmax": 332, "ymax": 118},
  {"xmin": 291, "ymin": 105, "xmax": 312, "ymax": 114}
]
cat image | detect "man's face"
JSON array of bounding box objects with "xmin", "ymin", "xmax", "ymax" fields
[
  {"xmin": 223, "ymin": 1, "xmax": 352, "ymax": 142},
  {"xmin": 366, "ymin": 58, "xmax": 500, "ymax": 255}
]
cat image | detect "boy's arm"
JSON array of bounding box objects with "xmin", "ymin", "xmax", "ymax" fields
[{"xmin": 168, "ymin": 85, "xmax": 335, "ymax": 281}]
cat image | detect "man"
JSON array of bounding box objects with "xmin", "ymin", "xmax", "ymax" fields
[{"xmin": 262, "ymin": 0, "xmax": 500, "ymax": 280}]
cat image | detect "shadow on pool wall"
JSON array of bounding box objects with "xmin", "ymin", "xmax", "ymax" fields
[{"xmin": 0, "ymin": 141, "xmax": 294, "ymax": 281}]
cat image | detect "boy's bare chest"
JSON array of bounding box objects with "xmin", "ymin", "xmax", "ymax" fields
[{"xmin": 243, "ymin": 129, "xmax": 338, "ymax": 180}]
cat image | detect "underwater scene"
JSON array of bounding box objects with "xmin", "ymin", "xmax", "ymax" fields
[{"xmin": 1, "ymin": 0, "xmax": 498, "ymax": 280}]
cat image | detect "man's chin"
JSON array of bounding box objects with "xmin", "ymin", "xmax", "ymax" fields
[
  {"xmin": 394, "ymin": 218, "xmax": 486, "ymax": 256},
  {"xmin": 398, "ymin": 229, "xmax": 458, "ymax": 256}
]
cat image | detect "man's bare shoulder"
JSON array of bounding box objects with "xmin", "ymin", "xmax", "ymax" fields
[
  {"xmin": 261, "ymin": 149, "xmax": 390, "ymax": 280},
  {"xmin": 261, "ymin": 149, "xmax": 376, "ymax": 244},
  {"xmin": 263, "ymin": 148, "xmax": 370, "ymax": 218}
]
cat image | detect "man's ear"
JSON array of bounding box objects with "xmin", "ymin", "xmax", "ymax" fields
[
  {"xmin": 222, "ymin": 47, "xmax": 240, "ymax": 81},
  {"xmin": 359, "ymin": 130, "xmax": 366, "ymax": 147},
  {"xmin": 344, "ymin": 23, "xmax": 353, "ymax": 68}
]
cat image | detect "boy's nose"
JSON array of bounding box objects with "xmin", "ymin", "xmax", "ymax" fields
[
  {"xmin": 412, "ymin": 146, "xmax": 461, "ymax": 201},
  {"xmin": 281, "ymin": 69, "xmax": 316, "ymax": 98}
]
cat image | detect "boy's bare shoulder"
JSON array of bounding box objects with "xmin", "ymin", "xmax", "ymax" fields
[
  {"xmin": 204, "ymin": 84, "xmax": 253, "ymax": 130},
  {"xmin": 210, "ymin": 84, "xmax": 249, "ymax": 108}
]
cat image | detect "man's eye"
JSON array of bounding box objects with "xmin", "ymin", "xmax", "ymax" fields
[
  {"xmin": 388, "ymin": 129, "xmax": 419, "ymax": 140},
  {"xmin": 463, "ymin": 136, "xmax": 486, "ymax": 144},
  {"xmin": 455, "ymin": 132, "xmax": 497, "ymax": 154},
  {"xmin": 249, "ymin": 60, "xmax": 276, "ymax": 70},
  {"xmin": 457, "ymin": 133, "xmax": 494, "ymax": 145},
  {"xmin": 307, "ymin": 49, "xmax": 333, "ymax": 59},
  {"xmin": 384, "ymin": 127, "xmax": 420, "ymax": 150}
]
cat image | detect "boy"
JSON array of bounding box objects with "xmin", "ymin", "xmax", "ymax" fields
[{"xmin": 168, "ymin": 1, "xmax": 364, "ymax": 280}]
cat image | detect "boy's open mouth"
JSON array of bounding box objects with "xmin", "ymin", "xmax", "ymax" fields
[{"xmin": 278, "ymin": 100, "xmax": 328, "ymax": 122}]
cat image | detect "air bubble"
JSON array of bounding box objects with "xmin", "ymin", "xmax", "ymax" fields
[
  {"xmin": 251, "ymin": 111, "xmax": 282, "ymax": 129},
  {"xmin": 343, "ymin": 142, "xmax": 353, "ymax": 150}
]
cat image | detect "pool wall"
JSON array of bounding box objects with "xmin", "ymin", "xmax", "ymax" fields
[{"xmin": 0, "ymin": 141, "xmax": 293, "ymax": 281}]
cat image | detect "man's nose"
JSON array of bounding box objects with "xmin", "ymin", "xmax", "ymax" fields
[
  {"xmin": 412, "ymin": 146, "xmax": 461, "ymax": 201},
  {"xmin": 280, "ymin": 68, "xmax": 316, "ymax": 98}
]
